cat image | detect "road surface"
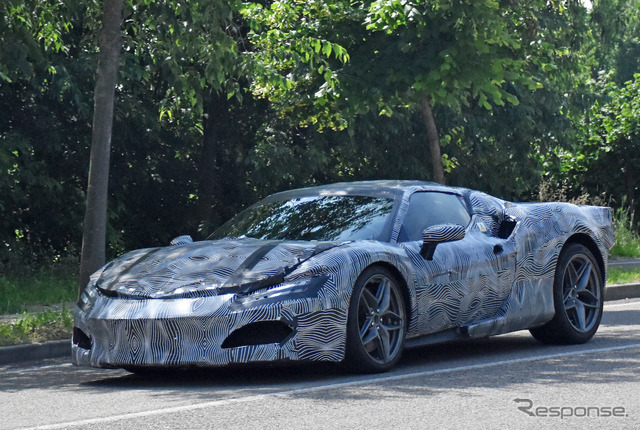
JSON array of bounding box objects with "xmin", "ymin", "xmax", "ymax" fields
[{"xmin": 2, "ymin": 299, "xmax": 639, "ymax": 430}]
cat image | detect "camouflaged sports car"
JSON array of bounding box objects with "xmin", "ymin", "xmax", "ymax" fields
[{"xmin": 72, "ymin": 181, "xmax": 615, "ymax": 373}]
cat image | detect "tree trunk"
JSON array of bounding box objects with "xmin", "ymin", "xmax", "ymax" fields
[
  {"xmin": 78, "ymin": 0, "xmax": 122, "ymax": 291},
  {"xmin": 624, "ymin": 164, "xmax": 636, "ymax": 207},
  {"xmin": 419, "ymin": 96, "xmax": 445, "ymax": 185},
  {"xmin": 196, "ymin": 93, "xmax": 226, "ymax": 236}
]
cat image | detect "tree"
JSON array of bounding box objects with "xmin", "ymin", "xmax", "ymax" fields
[
  {"xmin": 542, "ymin": 1, "xmax": 640, "ymax": 215},
  {"xmin": 0, "ymin": 1, "xmax": 94, "ymax": 269},
  {"xmin": 3, "ymin": 0, "xmax": 636, "ymax": 276},
  {"xmin": 120, "ymin": 0, "xmax": 244, "ymax": 234},
  {"xmin": 79, "ymin": 0, "xmax": 250, "ymax": 285},
  {"xmin": 78, "ymin": 0, "xmax": 123, "ymax": 289},
  {"xmin": 244, "ymin": 0, "xmax": 564, "ymax": 184},
  {"xmin": 1, "ymin": 0, "xmax": 266, "ymax": 271},
  {"xmin": 572, "ymin": 75, "xmax": 640, "ymax": 211},
  {"xmin": 590, "ymin": 0, "xmax": 640, "ymax": 84},
  {"xmin": 0, "ymin": 0, "xmax": 77, "ymax": 83}
]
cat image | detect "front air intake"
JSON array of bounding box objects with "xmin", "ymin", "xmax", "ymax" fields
[
  {"xmin": 221, "ymin": 321, "xmax": 293, "ymax": 348},
  {"xmin": 73, "ymin": 327, "xmax": 92, "ymax": 350}
]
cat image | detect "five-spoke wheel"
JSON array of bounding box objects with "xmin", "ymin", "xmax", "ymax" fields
[
  {"xmin": 344, "ymin": 266, "xmax": 406, "ymax": 373},
  {"xmin": 530, "ymin": 243, "xmax": 604, "ymax": 344}
]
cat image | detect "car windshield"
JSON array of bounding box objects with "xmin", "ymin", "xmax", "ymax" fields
[{"xmin": 209, "ymin": 194, "xmax": 396, "ymax": 242}]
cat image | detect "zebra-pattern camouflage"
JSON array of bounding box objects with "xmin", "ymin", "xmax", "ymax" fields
[{"xmin": 72, "ymin": 181, "xmax": 614, "ymax": 369}]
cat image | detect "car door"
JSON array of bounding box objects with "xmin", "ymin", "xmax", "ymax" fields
[{"xmin": 397, "ymin": 191, "xmax": 516, "ymax": 336}]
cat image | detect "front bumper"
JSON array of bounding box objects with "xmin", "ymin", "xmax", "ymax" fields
[{"xmin": 72, "ymin": 290, "xmax": 347, "ymax": 368}]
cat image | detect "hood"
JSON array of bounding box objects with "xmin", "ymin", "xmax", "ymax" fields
[{"xmin": 96, "ymin": 238, "xmax": 338, "ymax": 299}]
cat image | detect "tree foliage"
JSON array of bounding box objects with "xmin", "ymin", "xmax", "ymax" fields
[
  {"xmin": 590, "ymin": 0, "xmax": 640, "ymax": 84},
  {"xmin": 0, "ymin": 0, "xmax": 639, "ymax": 273},
  {"xmin": 244, "ymin": 0, "xmax": 591, "ymax": 184},
  {"xmin": 559, "ymin": 74, "xmax": 640, "ymax": 213},
  {"xmin": 245, "ymin": 0, "xmax": 538, "ymax": 121}
]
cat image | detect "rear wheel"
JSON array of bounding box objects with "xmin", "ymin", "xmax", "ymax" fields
[
  {"xmin": 343, "ymin": 266, "xmax": 406, "ymax": 373},
  {"xmin": 530, "ymin": 243, "xmax": 604, "ymax": 344}
]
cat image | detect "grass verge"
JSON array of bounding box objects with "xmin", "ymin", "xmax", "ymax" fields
[
  {"xmin": 610, "ymin": 205, "xmax": 640, "ymax": 258},
  {"xmin": 0, "ymin": 267, "xmax": 76, "ymax": 346},
  {"xmin": 0, "ymin": 309, "xmax": 73, "ymax": 346},
  {"xmin": 608, "ymin": 267, "xmax": 640, "ymax": 285},
  {"xmin": 0, "ymin": 269, "xmax": 77, "ymax": 314}
]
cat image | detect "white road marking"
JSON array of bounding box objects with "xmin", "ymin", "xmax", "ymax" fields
[{"xmin": 23, "ymin": 342, "xmax": 640, "ymax": 430}]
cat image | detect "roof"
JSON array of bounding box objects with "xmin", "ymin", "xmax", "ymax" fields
[{"xmin": 263, "ymin": 180, "xmax": 468, "ymax": 202}]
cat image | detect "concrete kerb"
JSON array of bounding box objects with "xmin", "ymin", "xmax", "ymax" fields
[
  {"xmin": 609, "ymin": 258, "xmax": 640, "ymax": 270},
  {"xmin": 1, "ymin": 283, "xmax": 640, "ymax": 366},
  {"xmin": 0, "ymin": 339, "xmax": 69, "ymax": 365},
  {"xmin": 605, "ymin": 283, "xmax": 640, "ymax": 301}
]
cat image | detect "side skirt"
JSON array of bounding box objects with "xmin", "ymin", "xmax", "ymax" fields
[
  {"xmin": 404, "ymin": 315, "xmax": 531, "ymax": 350},
  {"xmin": 405, "ymin": 278, "xmax": 556, "ymax": 348},
  {"xmin": 405, "ymin": 328, "xmax": 470, "ymax": 348}
]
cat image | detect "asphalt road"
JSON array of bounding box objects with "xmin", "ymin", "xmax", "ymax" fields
[{"xmin": 2, "ymin": 299, "xmax": 639, "ymax": 430}]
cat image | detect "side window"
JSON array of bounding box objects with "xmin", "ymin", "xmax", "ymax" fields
[{"xmin": 398, "ymin": 192, "xmax": 471, "ymax": 242}]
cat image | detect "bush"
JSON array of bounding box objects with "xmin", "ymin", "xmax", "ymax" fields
[
  {"xmin": 0, "ymin": 267, "xmax": 77, "ymax": 314},
  {"xmin": 611, "ymin": 204, "xmax": 640, "ymax": 258},
  {"xmin": 0, "ymin": 309, "xmax": 73, "ymax": 346}
]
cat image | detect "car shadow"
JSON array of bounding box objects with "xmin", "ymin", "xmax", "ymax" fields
[{"xmin": 78, "ymin": 333, "xmax": 569, "ymax": 390}]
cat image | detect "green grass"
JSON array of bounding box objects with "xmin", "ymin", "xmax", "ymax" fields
[
  {"xmin": 0, "ymin": 266, "xmax": 77, "ymax": 345},
  {"xmin": 608, "ymin": 267, "xmax": 640, "ymax": 285},
  {"xmin": 0, "ymin": 269, "xmax": 77, "ymax": 314},
  {"xmin": 611, "ymin": 224, "xmax": 640, "ymax": 257},
  {"xmin": 610, "ymin": 205, "xmax": 640, "ymax": 258},
  {"xmin": 0, "ymin": 309, "xmax": 73, "ymax": 346}
]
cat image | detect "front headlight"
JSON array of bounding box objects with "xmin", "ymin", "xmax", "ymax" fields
[
  {"xmin": 77, "ymin": 263, "xmax": 112, "ymax": 312},
  {"xmin": 232, "ymin": 275, "xmax": 329, "ymax": 308},
  {"xmin": 77, "ymin": 280, "xmax": 99, "ymax": 312}
]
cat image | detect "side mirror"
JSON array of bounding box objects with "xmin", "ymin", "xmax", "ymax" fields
[
  {"xmin": 170, "ymin": 235, "xmax": 194, "ymax": 246},
  {"xmin": 421, "ymin": 224, "xmax": 466, "ymax": 260}
]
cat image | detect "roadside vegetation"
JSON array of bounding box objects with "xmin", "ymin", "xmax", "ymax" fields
[
  {"xmin": 611, "ymin": 206, "xmax": 640, "ymax": 258},
  {"xmin": 1, "ymin": 1, "xmax": 639, "ymax": 346},
  {"xmin": 3, "ymin": 0, "xmax": 640, "ymax": 270},
  {"xmin": 0, "ymin": 267, "xmax": 75, "ymax": 346},
  {"xmin": 608, "ymin": 268, "xmax": 640, "ymax": 285},
  {"xmin": 0, "ymin": 309, "xmax": 73, "ymax": 347},
  {"xmin": 0, "ymin": 268, "xmax": 77, "ymax": 314}
]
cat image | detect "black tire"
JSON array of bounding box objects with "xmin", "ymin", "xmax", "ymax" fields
[
  {"xmin": 530, "ymin": 243, "xmax": 604, "ymax": 344},
  {"xmin": 343, "ymin": 266, "xmax": 407, "ymax": 373}
]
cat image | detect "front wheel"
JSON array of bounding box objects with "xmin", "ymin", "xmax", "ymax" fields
[
  {"xmin": 343, "ymin": 266, "xmax": 406, "ymax": 373},
  {"xmin": 530, "ymin": 243, "xmax": 604, "ymax": 344}
]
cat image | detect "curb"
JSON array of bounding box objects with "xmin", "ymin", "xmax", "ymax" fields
[
  {"xmin": 609, "ymin": 258, "xmax": 640, "ymax": 270},
  {"xmin": 605, "ymin": 282, "xmax": 640, "ymax": 301},
  {"xmin": 0, "ymin": 339, "xmax": 69, "ymax": 365},
  {"xmin": 1, "ymin": 283, "xmax": 640, "ymax": 366}
]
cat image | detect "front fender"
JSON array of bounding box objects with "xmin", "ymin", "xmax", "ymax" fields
[{"xmin": 286, "ymin": 240, "xmax": 419, "ymax": 333}]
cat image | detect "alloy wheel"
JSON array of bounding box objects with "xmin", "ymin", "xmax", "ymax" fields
[{"xmin": 356, "ymin": 274, "xmax": 405, "ymax": 364}]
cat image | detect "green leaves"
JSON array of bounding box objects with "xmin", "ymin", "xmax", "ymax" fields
[
  {"xmin": 241, "ymin": 0, "xmax": 594, "ymax": 187},
  {"xmin": 552, "ymin": 72, "xmax": 640, "ymax": 221},
  {"xmin": 2, "ymin": 0, "xmax": 638, "ymax": 269},
  {"xmin": 589, "ymin": 74, "xmax": 640, "ymax": 146},
  {"xmin": 0, "ymin": 0, "xmax": 79, "ymax": 83},
  {"xmin": 244, "ymin": 0, "xmax": 577, "ymax": 129},
  {"xmin": 242, "ymin": 1, "xmax": 352, "ymax": 129}
]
